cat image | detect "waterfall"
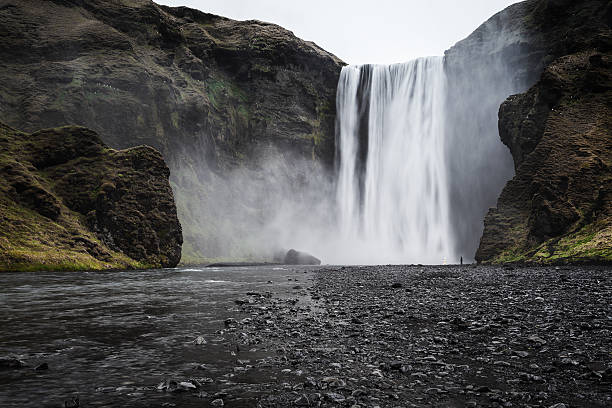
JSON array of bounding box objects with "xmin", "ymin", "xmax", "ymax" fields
[{"xmin": 335, "ymin": 57, "xmax": 454, "ymax": 264}]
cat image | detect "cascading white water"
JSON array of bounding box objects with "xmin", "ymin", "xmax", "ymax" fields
[{"xmin": 336, "ymin": 57, "xmax": 454, "ymax": 264}]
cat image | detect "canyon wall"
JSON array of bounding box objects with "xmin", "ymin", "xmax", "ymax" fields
[
  {"xmin": 0, "ymin": 0, "xmax": 343, "ymax": 262},
  {"xmin": 445, "ymin": 0, "xmax": 611, "ymax": 263}
]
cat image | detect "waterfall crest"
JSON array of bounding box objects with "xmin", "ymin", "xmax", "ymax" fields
[{"xmin": 335, "ymin": 57, "xmax": 454, "ymax": 264}]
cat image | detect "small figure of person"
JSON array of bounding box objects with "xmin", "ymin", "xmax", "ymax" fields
[{"xmin": 460, "ymin": 256, "xmax": 463, "ymax": 265}]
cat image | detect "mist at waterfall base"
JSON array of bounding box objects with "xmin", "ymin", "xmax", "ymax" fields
[{"xmin": 188, "ymin": 53, "xmax": 525, "ymax": 265}]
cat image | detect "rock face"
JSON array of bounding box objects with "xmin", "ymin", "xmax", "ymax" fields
[
  {"xmin": 0, "ymin": 0, "xmax": 343, "ymax": 262},
  {"xmin": 474, "ymin": 0, "xmax": 612, "ymax": 263},
  {"xmin": 476, "ymin": 51, "xmax": 611, "ymax": 264},
  {"xmin": 0, "ymin": 122, "xmax": 182, "ymax": 271},
  {"xmin": 443, "ymin": 0, "xmax": 611, "ymax": 262}
]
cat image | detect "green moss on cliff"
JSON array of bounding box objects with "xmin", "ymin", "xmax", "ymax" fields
[{"xmin": 0, "ymin": 123, "xmax": 182, "ymax": 272}]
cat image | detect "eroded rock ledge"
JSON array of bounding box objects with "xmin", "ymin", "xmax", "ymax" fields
[{"xmin": 0, "ymin": 122, "xmax": 182, "ymax": 271}]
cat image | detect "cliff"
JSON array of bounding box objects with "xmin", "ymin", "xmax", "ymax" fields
[
  {"xmin": 0, "ymin": 0, "xmax": 343, "ymax": 262},
  {"xmin": 0, "ymin": 122, "xmax": 182, "ymax": 271},
  {"xmin": 442, "ymin": 0, "xmax": 611, "ymax": 263},
  {"xmin": 473, "ymin": 0, "xmax": 612, "ymax": 263},
  {"xmin": 1, "ymin": 0, "xmax": 608, "ymax": 265},
  {"xmin": 476, "ymin": 50, "xmax": 611, "ymax": 264}
]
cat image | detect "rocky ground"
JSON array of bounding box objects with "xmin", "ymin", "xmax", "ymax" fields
[
  {"xmin": 222, "ymin": 265, "xmax": 611, "ymax": 407},
  {"xmin": 2, "ymin": 265, "xmax": 609, "ymax": 407}
]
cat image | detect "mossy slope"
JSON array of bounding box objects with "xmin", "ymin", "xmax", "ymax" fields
[{"xmin": 0, "ymin": 122, "xmax": 182, "ymax": 271}]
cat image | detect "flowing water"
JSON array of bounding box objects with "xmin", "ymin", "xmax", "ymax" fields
[
  {"xmin": 335, "ymin": 57, "xmax": 453, "ymax": 264},
  {"xmin": 0, "ymin": 266, "xmax": 318, "ymax": 407}
]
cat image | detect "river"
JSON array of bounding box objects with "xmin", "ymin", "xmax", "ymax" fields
[{"xmin": 0, "ymin": 265, "xmax": 319, "ymax": 407}]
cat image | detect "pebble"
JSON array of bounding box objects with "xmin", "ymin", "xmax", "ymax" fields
[{"xmin": 35, "ymin": 362, "xmax": 49, "ymax": 371}]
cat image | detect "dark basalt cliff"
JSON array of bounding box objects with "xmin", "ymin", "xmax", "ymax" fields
[
  {"xmin": 477, "ymin": 50, "xmax": 611, "ymax": 264},
  {"xmin": 0, "ymin": 122, "xmax": 182, "ymax": 271},
  {"xmin": 443, "ymin": 0, "xmax": 611, "ymax": 263},
  {"xmin": 472, "ymin": 0, "xmax": 612, "ymax": 263},
  {"xmin": 0, "ymin": 0, "xmax": 343, "ymax": 261}
]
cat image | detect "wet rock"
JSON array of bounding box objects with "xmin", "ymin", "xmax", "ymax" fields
[
  {"xmin": 283, "ymin": 249, "xmax": 321, "ymax": 265},
  {"xmin": 527, "ymin": 335, "xmax": 547, "ymax": 346},
  {"xmin": 321, "ymin": 377, "xmax": 345, "ymax": 388},
  {"xmin": 194, "ymin": 336, "xmax": 207, "ymax": 345},
  {"xmin": 293, "ymin": 394, "xmax": 310, "ymax": 406},
  {"xmin": 211, "ymin": 398, "xmax": 224, "ymax": 407},
  {"xmin": 0, "ymin": 357, "xmax": 26, "ymax": 369},
  {"xmin": 325, "ymin": 392, "xmax": 345, "ymax": 403},
  {"xmin": 389, "ymin": 361, "xmax": 403, "ymax": 370},
  {"xmin": 64, "ymin": 396, "xmax": 79, "ymax": 408},
  {"xmin": 157, "ymin": 379, "xmax": 196, "ymax": 393}
]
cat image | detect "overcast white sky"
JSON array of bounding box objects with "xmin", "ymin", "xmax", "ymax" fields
[{"xmin": 157, "ymin": 0, "xmax": 520, "ymax": 64}]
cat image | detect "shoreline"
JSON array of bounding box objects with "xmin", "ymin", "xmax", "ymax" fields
[{"xmin": 3, "ymin": 258, "xmax": 612, "ymax": 274}]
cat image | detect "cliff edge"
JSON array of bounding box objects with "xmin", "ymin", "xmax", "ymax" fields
[{"xmin": 476, "ymin": 49, "xmax": 611, "ymax": 264}]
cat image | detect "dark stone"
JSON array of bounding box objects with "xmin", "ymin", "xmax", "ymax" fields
[
  {"xmin": 283, "ymin": 249, "xmax": 321, "ymax": 265},
  {"xmin": 0, "ymin": 357, "xmax": 26, "ymax": 369},
  {"xmin": 35, "ymin": 362, "xmax": 49, "ymax": 371},
  {"xmin": 390, "ymin": 361, "xmax": 403, "ymax": 370},
  {"xmin": 64, "ymin": 396, "xmax": 79, "ymax": 408}
]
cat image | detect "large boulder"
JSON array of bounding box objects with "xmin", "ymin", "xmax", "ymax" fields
[{"xmin": 283, "ymin": 249, "xmax": 321, "ymax": 265}]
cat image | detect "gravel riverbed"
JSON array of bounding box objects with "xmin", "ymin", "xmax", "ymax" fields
[
  {"xmin": 1, "ymin": 265, "xmax": 610, "ymax": 407},
  {"xmin": 231, "ymin": 265, "xmax": 611, "ymax": 407}
]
